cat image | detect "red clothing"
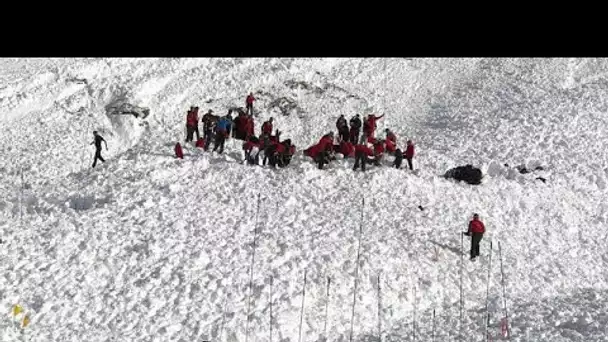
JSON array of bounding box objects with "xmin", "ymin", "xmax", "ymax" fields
[
  {"xmin": 195, "ymin": 138, "xmax": 204, "ymax": 148},
  {"xmin": 275, "ymin": 143, "xmax": 286, "ymax": 154},
  {"xmin": 269, "ymin": 135, "xmax": 279, "ymax": 143},
  {"xmin": 468, "ymin": 219, "xmax": 485, "ymax": 234},
  {"xmin": 355, "ymin": 144, "xmax": 374, "ymax": 156},
  {"xmin": 186, "ymin": 111, "xmax": 198, "ymax": 126},
  {"xmin": 339, "ymin": 141, "xmax": 355, "ymax": 157},
  {"xmin": 374, "ymin": 143, "xmax": 385, "ymax": 155},
  {"xmin": 387, "ymin": 132, "xmax": 396, "ymax": 143},
  {"xmin": 244, "ymin": 117, "xmax": 254, "ymax": 137},
  {"xmin": 174, "ymin": 143, "xmax": 184, "ymax": 159},
  {"xmin": 367, "ymin": 114, "xmax": 384, "ymax": 130},
  {"xmin": 262, "ymin": 121, "xmax": 273, "ymax": 135},
  {"xmin": 318, "ymin": 135, "xmax": 334, "ymax": 152},
  {"xmin": 385, "ymin": 139, "xmax": 396, "ymax": 153},
  {"xmin": 305, "ymin": 135, "xmax": 335, "ymax": 158},
  {"xmin": 405, "ymin": 144, "xmax": 415, "ymax": 158},
  {"xmin": 246, "ymin": 94, "xmax": 256, "ymax": 105},
  {"xmin": 243, "ymin": 140, "xmax": 258, "ymax": 151},
  {"xmin": 234, "ymin": 115, "xmax": 244, "ymax": 130}
]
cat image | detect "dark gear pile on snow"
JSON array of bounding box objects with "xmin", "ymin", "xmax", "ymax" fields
[{"xmin": 444, "ymin": 164, "xmax": 483, "ymax": 185}]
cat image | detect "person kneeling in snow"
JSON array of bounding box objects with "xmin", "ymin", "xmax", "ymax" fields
[
  {"xmin": 373, "ymin": 139, "xmax": 385, "ymax": 166},
  {"xmin": 243, "ymin": 136, "xmax": 260, "ymax": 165},
  {"xmin": 277, "ymin": 139, "xmax": 295, "ymax": 167}
]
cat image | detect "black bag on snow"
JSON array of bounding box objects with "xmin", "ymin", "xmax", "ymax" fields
[{"xmin": 444, "ymin": 164, "xmax": 483, "ymax": 185}]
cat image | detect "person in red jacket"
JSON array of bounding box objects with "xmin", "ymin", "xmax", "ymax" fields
[
  {"xmin": 244, "ymin": 115, "xmax": 254, "ymax": 139},
  {"xmin": 339, "ymin": 140, "xmax": 355, "ymax": 158},
  {"xmin": 353, "ymin": 142, "xmax": 374, "ymax": 171},
  {"xmin": 243, "ymin": 136, "xmax": 260, "ymax": 165},
  {"xmin": 404, "ymin": 140, "xmax": 415, "ymax": 170},
  {"xmin": 373, "ymin": 140, "xmax": 385, "ymax": 166},
  {"xmin": 364, "ymin": 114, "xmax": 384, "ymax": 139},
  {"xmin": 384, "ymin": 128, "xmax": 397, "ymax": 153},
  {"xmin": 185, "ymin": 107, "xmax": 200, "ymax": 142},
  {"xmin": 261, "ymin": 118, "xmax": 274, "ymax": 136},
  {"xmin": 464, "ymin": 213, "xmax": 486, "ymax": 260},
  {"xmin": 246, "ymin": 92, "xmax": 256, "ymax": 116},
  {"xmin": 312, "ymin": 132, "xmax": 334, "ymax": 169}
]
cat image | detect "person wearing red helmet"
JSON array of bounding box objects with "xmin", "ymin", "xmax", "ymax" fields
[{"xmin": 463, "ymin": 213, "xmax": 486, "ymax": 261}]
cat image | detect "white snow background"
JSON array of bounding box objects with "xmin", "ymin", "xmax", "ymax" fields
[{"xmin": 1, "ymin": 58, "xmax": 608, "ymax": 342}]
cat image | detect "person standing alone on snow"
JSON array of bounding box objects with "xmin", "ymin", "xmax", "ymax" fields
[
  {"xmin": 464, "ymin": 213, "xmax": 485, "ymax": 261},
  {"xmin": 91, "ymin": 131, "xmax": 108, "ymax": 168}
]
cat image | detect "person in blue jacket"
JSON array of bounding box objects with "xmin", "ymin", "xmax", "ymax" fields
[{"xmin": 213, "ymin": 115, "xmax": 233, "ymax": 153}]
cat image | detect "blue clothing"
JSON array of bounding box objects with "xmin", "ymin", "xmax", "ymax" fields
[{"xmin": 217, "ymin": 118, "xmax": 231, "ymax": 131}]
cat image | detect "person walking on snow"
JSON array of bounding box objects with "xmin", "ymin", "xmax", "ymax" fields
[
  {"xmin": 91, "ymin": 131, "xmax": 108, "ymax": 168},
  {"xmin": 463, "ymin": 213, "xmax": 485, "ymax": 261},
  {"xmin": 246, "ymin": 92, "xmax": 256, "ymax": 116}
]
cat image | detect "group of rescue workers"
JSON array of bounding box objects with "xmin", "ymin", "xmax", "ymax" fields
[
  {"xmin": 99, "ymin": 92, "xmax": 481, "ymax": 262},
  {"xmin": 303, "ymin": 113, "xmax": 415, "ymax": 171},
  {"xmin": 178, "ymin": 92, "xmax": 416, "ymax": 172}
]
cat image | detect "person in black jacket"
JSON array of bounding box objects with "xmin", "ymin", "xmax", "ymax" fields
[
  {"xmin": 91, "ymin": 131, "xmax": 108, "ymax": 168},
  {"xmin": 349, "ymin": 114, "xmax": 362, "ymax": 144},
  {"xmin": 336, "ymin": 115, "xmax": 349, "ymax": 143},
  {"xmin": 392, "ymin": 148, "xmax": 403, "ymax": 169}
]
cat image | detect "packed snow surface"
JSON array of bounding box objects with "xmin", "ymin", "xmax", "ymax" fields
[{"xmin": 1, "ymin": 58, "xmax": 608, "ymax": 342}]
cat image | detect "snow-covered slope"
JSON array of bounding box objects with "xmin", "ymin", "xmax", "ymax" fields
[{"xmin": 1, "ymin": 58, "xmax": 608, "ymax": 342}]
